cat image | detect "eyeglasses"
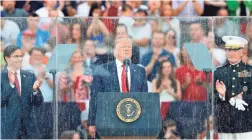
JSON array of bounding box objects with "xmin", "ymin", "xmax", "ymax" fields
[
  {"xmin": 168, "ymin": 36, "xmax": 176, "ymax": 39},
  {"xmin": 10, "ymin": 55, "xmax": 24, "ymax": 58}
]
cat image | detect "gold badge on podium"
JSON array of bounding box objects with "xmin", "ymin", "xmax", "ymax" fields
[{"xmin": 116, "ymin": 98, "xmax": 141, "ymax": 123}]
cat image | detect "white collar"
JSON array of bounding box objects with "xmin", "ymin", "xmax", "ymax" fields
[
  {"xmin": 116, "ymin": 59, "xmax": 124, "ymax": 67},
  {"xmin": 230, "ymin": 60, "xmax": 241, "ymax": 65}
]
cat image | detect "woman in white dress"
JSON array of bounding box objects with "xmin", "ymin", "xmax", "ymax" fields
[{"xmin": 152, "ymin": 60, "xmax": 182, "ymax": 102}]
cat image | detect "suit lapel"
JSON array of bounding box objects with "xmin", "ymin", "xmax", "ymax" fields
[
  {"xmin": 110, "ymin": 61, "xmax": 120, "ymax": 92},
  {"xmin": 20, "ymin": 70, "xmax": 27, "ymax": 97},
  {"xmin": 130, "ymin": 65, "xmax": 135, "ymax": 92},
  {"xmin": 2, "ymin": 68, "xmax": 9, "ymax": 83}
]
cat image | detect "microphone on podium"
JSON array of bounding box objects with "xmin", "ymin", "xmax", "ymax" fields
[
  {"xmin": 123, "ymin": 59, "xmax": 131, "ymax": 72},
  {"xmin": 123, "ymin": 59, "xmax": 131, "ymax": 92}
]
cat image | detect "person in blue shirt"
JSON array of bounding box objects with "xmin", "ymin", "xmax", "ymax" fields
[
  {"xmin": 16, "ymin": 13, "xmax": 50, "ymax": 48},
  {"xmin": 141, "ymin": 31, "xmax": 176, "ymax": 82}
]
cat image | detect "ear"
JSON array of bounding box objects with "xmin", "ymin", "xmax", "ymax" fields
[{"xmin": 4, "ymin": 56, "xmax": 9, "ymax": 62}]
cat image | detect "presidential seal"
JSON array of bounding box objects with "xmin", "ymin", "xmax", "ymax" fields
[{"xmin": 116, "ymin": 98, "xmax": 141, "ymax": 123}]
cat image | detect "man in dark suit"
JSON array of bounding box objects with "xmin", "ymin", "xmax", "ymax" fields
[
  {"xmin": 1, "ymin": 45, "xmax": 43, "ymax": 139},
  {"xmin": 88, "ymin": 37, "xmax": 148, "ymax": 138},
  {"xmin": 214, "ymin": 36, "xmax": 252, "ymax": 139}
]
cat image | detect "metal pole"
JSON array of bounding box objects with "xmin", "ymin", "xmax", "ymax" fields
[
  {"xmin": 50, "ymin": 69, "xmax": 57, "ymax": 139},
  {"xmin": 203, "ymin": 68, "xmax": 212, "ymax": 139}
]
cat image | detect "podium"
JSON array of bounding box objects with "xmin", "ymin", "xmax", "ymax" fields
[{"xmin": 95, "ymin": 92, "xmax": 162, "ymax": 139}]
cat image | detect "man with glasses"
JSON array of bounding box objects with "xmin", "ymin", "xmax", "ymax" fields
[
  {"xmin": 88, "ymin": 37, "xmax": 148, "ymax": 138},
  {"xmin": 214, "ymin": 36, "xmax": 252, "ymax": 139},
  {"xmin": 1, "ymin": 45, "xmax": 43, "ymax": 139}
]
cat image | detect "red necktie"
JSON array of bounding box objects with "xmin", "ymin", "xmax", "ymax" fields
[
  {"xmin": 121, "ymin": 65, "xmax": 128, "ymax": 92},
  {"xmin": 14, "ymin": 73, "xmax": 21, "ymax": 96}
]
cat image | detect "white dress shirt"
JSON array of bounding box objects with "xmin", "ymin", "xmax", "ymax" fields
[
  {"xmin": 116, "ymin": 59, "xmax": 131, "ymax": 92},
  {"xmin": 7, "ymin": 67, "xmax": 21, "ymax": 93},
  {"xmin": 7, "ymin": 67, "xmax": 38, "ymax": 95}
]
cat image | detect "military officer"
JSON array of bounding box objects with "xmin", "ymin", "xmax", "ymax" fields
[{"xmin": 214, "ymin": 36, "xmax": 252, "ymax": 139}]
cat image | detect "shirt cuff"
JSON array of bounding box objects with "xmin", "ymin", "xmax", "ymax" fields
[
  {"xmin": 219, "ymin": 94, "xmax": 225, "ymax": 101},
  {"xmin": 33, "ymin": 91, "xmax": 38, "ymax": 95},
  {"xmin": 10, "ymin": 83, "xmax": 15, "ymax": 88}
]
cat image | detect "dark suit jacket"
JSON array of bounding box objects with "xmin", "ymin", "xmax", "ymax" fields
[
  {"xmin": 88, "ymin": 61, "xmax": 148, "ymax": 126},
  {"xmin": 1, "ymin": 68, "xmax": 44, "ymax": 139}
]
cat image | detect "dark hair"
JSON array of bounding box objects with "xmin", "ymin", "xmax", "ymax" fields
[
  {"xmin": 60, "ymin": 130, "xmax": 79, "ymax": 139},
  {"xmin": 136, "ymin": 8, "xmax": 148, "ymax": 16},
  {"xmin": 3, "ymin": 45, "xmax": 21, "ymax": 63},
  {"xmin": 166, "ymin": 28, "xmax": 177, "ymax": 45},
  {"xmin": 189, "ymin": 20, "xmax": 208, "ymax": 35},
  {"xmin": 156, "ymin": 60, "xmax": 177, "ymax": 92},
  {"xmin": 69, "ymin": 18, "xmax": 86, "ymax": 44},
  {"xmin": 28, "ymin": 12, "xmax": 39, "ymax": 17},
  {"xmin": 29, "ymin": 47, "xmax": 46, "ymax": 55},
  {"xmin": 163, "ymin": 119, "xmax": 177, "ymax": 129},
  {"xmin": 115, "ymin": 23, "xmax": 128, "ymax": 36},
  {"xmin": 122, "ymin": 4, "xmax": 133, "ymax": 12},
  {"xmin": 89, "ymin": 2, "xmax": 101, "ymax": 17}
]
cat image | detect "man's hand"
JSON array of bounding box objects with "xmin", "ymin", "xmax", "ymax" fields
[
  {"xmin": 8, "ymin": 68, "xmax": 15, "ymax": 85},
  {"xmin": 33, "ymin": 77, "xmax": 43, "ymax": 92},
  {"xmin": 158, "ymin": 56, "xmax": 168, "ymax": 63},
  {"xmin": 216, "ymin": 80, "xmax": 226, "ymax": 97},
  {"xmin": 89, "ymin": 125, "xmax": 96, "ymax": 138},
  {"xmin": 152, "ymin": 51, "xmax": 159, "ymax": 62}
]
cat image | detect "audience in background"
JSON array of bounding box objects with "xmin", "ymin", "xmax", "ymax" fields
[
  {"xmin": 203, "ymin": 31, "xmax": 226, "ymax": 67},
  {"xmin": 244, "ymin": 20, "xmax": 252, "ymax": 65},
  {"xmin": 1, "ymin": 18, "xmax": 20, "ymax": 46},
  {"xmin": 16, "ymin": 13, "xmax": 50, "ymax": 48},
  {"xmin": 189, "ymin": 21, "xmax": 206, "ymax": 43},
  {"xmin": 67, "ymin": 19, "xmax": 86, "ymax": 47},
  {"xmin": 163, "ymin": 119, "xmax": 180, "ymax": 139},
  {"xmin": 130, "ymin": 8, "xmax": 152, "ymax": 59},
  {"xmin": 164, "ymin": 29, "xmax": 181, "ymax": 67},
  {"xmin": 214, "ymin": 8, "xmax": 241, "ymax": 46},
  {"xmin": 148, "ymin": 0, "xmax": 161, "ymax": 17},
  {"xmin": 61, "ymin": 0, "xmax": 77, "ymax": 17},
  {"xmin": 175, "ymin": 47, "xmax": 210, "ymax": 101},
  {"xmin": 58, "ymin": 50, "xmax": 92, "ymax": 111},
  {"xmin": 35, "ymin": 0, "xmax": 64, "ymax": 17},
  {"xmin": 202, "ymin": 0, "xmax": 226, "ymax": 16},
  {"xmin": 86, "ymin": 2, "xmax": 110, "ymax": 47},
  {"xmin": 118, "ymin": 4, "xmax": 134, "ymax": 32},
  {"xmin": 60, "ymin": 130, "xmax": 80, "ymax": 139},
  {"xmin": 76, "ymin": 1, "xmax": 93, "ymax": 17},
  {"xmin": 24, "ymin": 48, "xmax": 53, "ymax": 102},
  {"xmin": 141, "ymin": 31, "xmax": 176, "ymax": 82},
  {"xmin": 20, "ymin": 30, "xmax": 36, "ymax": 68},
  {"xmin": 2, "ymin": 0, "xmax": 28, "ymax": 17},
  {"xmin": 197, "ymin": 115, "xmax": 218, "ymax": 139},
  {"xmin": 160, "ymin": 3, "xmax": 181, "ymax": 48},
  {"xmin": 76, "ymin": 106, "xmax": 89, "ymax": 139}
]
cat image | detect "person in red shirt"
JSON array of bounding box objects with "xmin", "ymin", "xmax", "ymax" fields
[{"xmin": 175, "ymin": 47, "xmax": 211, "ymax": 101}]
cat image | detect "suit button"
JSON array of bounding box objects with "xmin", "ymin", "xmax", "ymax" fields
[
  {"xmin": 232, "ymin": 77, "xmax": 235, "ymax": 80},
  {"xmin": 232, "ymin": 85, "xmax": 235, "ymax": 88},
  {"xmin": 233, "ymin": 70, "xmax": 236, "ymax": 72},
  {"xmin": 232, "ymin": 93, "xmax": 235, "ymax": 95},
  {"xmin": 244, "ymin": 81, "xmax": 247, "ymax": 83}
]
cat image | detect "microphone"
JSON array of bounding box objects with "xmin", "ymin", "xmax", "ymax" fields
[
  {"xmin": 123, "ymin": 59, "xmax": 131, "ymax": 92},
  {"xmin": 123, "ymin": 59, "xmax": 131, "ymax": 72}
]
